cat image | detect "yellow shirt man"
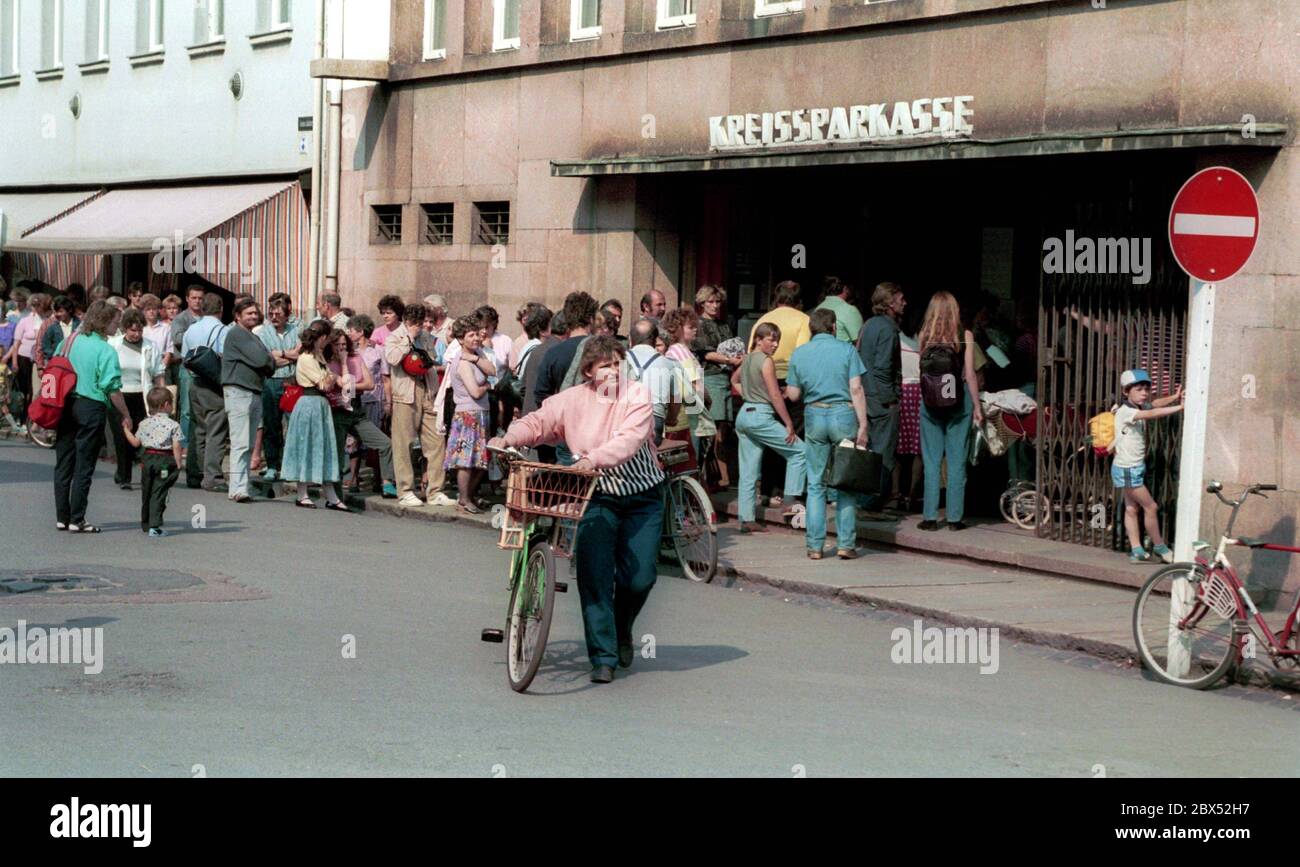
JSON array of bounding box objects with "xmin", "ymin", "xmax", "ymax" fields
[{"xmin": 748, "ymin": 306, "xmax": 811, "ymax": 380}]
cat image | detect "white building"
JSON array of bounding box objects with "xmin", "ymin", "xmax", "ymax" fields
[{"xmin": 0, "ymin": 0, "xmax": 388, "ymax": 311}]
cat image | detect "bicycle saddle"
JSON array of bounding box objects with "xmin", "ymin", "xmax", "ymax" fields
[{"xmin": 1235, "ymin": 536, "xmax": 1268, "ymax": 548}]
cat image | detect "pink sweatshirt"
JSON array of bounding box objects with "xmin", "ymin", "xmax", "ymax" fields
[{"xmin": 503, "ymin": 380, "xmax": 653, "ymax": 469}]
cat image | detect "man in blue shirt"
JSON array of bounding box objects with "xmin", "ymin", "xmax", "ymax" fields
[
  {"xmin": 786, "ymin": 308, "xmax": 869, "ymax": 560},
  {"xmin": 179, "ymin": 292, "xmax": 230, "ymax": 491}
]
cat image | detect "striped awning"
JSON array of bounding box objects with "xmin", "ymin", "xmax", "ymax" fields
[
  {"xmin": 6, "ymin": 181, "xmax": 309, "ymax": 311},
  {"xmin": 0, "ymin": 190, "xmax": 103, "ymax": 248},
  {"xmin": 7, "ymin": 182, "xmax": 298, "ymax": 254}
]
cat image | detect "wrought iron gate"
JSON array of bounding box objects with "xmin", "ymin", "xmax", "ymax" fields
[{"xmin": 1035, "ymin": 175, "xmax": 1189, "ymax": 550}]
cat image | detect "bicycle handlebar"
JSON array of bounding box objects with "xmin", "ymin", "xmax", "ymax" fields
[
  {"xmin": 487, "ymin": 444, "xmax": 526, "ymax": 462},
  {"xmin": 1206, "ymin": 480, "xmax": 1278, "ymax": 508}
]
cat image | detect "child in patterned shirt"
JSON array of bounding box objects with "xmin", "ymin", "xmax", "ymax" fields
[{"xmin": 122, "ymin": 386, "xmax": 183, "ymax": 537}]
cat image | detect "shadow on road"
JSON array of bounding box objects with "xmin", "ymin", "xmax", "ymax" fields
[{"xmin": 501, "ymin": 639, "xmax": 750, "ymax": 696}]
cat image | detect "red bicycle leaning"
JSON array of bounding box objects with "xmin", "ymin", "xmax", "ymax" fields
[{"xmin": 1132, "ymin": 481, "xmax": 1300, "ymax": 689}]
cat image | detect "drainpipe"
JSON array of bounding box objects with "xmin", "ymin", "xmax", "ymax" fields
[
  {"xmin": 307, "ymin": 0, "xmax": 326, "ymax": 312},
  {"xmin": 322, "ymin": 0, "xmax": 344, "ymax": 295},
  {"xmin": 325, "ymin": 78, "xmax": 342, "ymax": 295}
]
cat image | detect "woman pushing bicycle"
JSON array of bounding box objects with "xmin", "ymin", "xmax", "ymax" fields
[{"xmin": 489, "ymin": 336, "xmax": 666, "ymax": 685}]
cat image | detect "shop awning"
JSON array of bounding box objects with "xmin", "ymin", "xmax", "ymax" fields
[
  {"xmin": 0, "ymin": 190, "xmax": 103, "ymax": 248},
  {"xmin": 5, "ymin": 181, "xmax": 299, "ymax": 254},
  {"xmin": 551, "ymin": 124, "xmax": 1289, "ymax": 177}
]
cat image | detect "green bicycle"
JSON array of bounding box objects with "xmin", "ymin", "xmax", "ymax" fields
[{"xmin": 480, "ymin": 446, "xmax": 598, "ymax": 693}]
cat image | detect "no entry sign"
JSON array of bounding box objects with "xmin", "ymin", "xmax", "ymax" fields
[{"xmin": 1168, "ymin": 166, "xmax": 1260, "ymax": 283}]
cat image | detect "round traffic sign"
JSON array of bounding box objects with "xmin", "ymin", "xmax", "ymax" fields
[{"xmin": 1168, "ymin": 166, "xmax": 1260, "ymax": 283}]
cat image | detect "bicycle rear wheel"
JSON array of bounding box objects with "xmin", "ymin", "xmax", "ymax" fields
[
  {"xmin": 506, "ymin": 541, "xmax": 556, "ymax": 693},
  {"xmin": 670, "ymin": 476, "xmax": 717, "ymax": 583},
  {"xmin": 1133, "ymin": 563, "xmax": 1240, "ymax": 689}
]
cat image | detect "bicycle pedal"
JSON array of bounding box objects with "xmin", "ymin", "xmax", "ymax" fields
[
  {"xmin": 480, "ymin": 628, "xmax": 504, "ymax": 643},
  {"xmin": 554, "ymin": 582, "xmax": 568, "ymax": 593}
]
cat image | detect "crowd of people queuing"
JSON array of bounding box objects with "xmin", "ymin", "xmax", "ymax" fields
[{"xmin": 0, "ymin": 269, "xmax": 1179, "ymax": 679}]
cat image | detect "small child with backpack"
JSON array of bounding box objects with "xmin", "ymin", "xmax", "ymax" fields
[
  {"xmin": 121, "ymin": 386, "xmax": 183, "ymax": 537},
  {"xmin": 1110, "ymin": 369, "xmax": 1184, "ymax": 563}
]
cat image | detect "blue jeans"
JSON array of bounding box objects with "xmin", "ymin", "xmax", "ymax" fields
[
  {"xmin": 803, "ymin": 404, "xmax": 860, "ymax": 552},
  {"xmin": 573, "ymin": 484, "xmax": 665, "ymax": 668},
  {"xmin": 177, "ymin": 365, "xmax": 192, "ymax": 447},
  {"xmin": 735, "ymin": 402, "xmax": 806, "ymax": 522},
  {"xmin": 920, "ymin": 390, "xmax": 973, "ymax": 522}
]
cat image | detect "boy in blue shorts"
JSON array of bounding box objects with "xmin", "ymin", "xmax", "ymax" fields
[{"xmin": 1110, "ymin": 369, "xmax": 1183, "ymax": 563}]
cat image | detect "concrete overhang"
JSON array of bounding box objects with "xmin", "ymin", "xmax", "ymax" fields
[
  {"xmin": 551, "ymin": 124, "xmax": 1289, "ymax": 177},
  {"xmin": 310, "ymin": 58, "xmax": 390, "ymax": 82}
]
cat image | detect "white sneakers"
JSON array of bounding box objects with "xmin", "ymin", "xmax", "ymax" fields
[
  {"xmin": 398, "ymin": 494, "xmax": 424, "ymax": 507},
  {"xmin": 427, "ymin": 492, "xmax": 456, "ymax": 507}
]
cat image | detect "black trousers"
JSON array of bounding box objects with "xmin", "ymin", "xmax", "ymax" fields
[
  {"xmin": 53, "ymin": 396, "xmax": 107, "ymax": 526},
  {"xmin": 15, "ymin": 355, "xmax": 33, "ymax": 418},
  {"xmin": 140, "ymin": 452, "xmax": 180, "ymax": 530},
  {"xmin": 109, "ymin": 392, "xmax": 148, "ymax": 484}
]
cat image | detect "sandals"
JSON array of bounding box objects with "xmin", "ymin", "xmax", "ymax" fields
[
  {"xmin": 67, "ymin": 523, "xmax": 102, "ymax": 534},
  {"xmin": 231, "ymin": 494, "xmax": 254, "ymax": 504},
  {"xmin": 295, "ymin": 499, "xmax": 318, "ymax": 509},
  {"xmin": 457, "ymin": 502, "xmax": 483, "ymax": 515},
  {"xmin": 325, "ymin": 501, "xmax": 351, "ymax": 513}
]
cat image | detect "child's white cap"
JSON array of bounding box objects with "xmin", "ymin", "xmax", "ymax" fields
[{"xmin": 1120, "ymin": 369, "xmax": 1152, "ymax": 390}]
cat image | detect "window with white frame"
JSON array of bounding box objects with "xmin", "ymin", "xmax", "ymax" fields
[
  {"xmin": 85, "ymin": 0, "xmax": 109, "ymax": 61},
  {"xmin": 492, "ymin": 0, "xmax": 519, "ymax": 52},
  {"xmin": 255, "ymin": 0, "xmax": 291, "ymax": 33},
  {"xmin": 40, "ymin": 0, "xmax": 63, "ymax": 69},
  {"xmin": 0, "ymin": 0, "xmax": 18, "ymax": 75},
  {"xmin": 194, "ymin": 0, "xmax": 224, "ymax": 43},
  {"xmin": 570, "ymin": 0, "xmax": 600, "ymax": 41},
  {"xmin": 656, "ymin": 0, "xmax": 695, "ymax": 29},
  {"xmin": 422, "ymin": 0, "xmax": 445, "ymax": 60},
  {"xmin": 136, "ymin": 0, "xmax": 164, "ymax": 53},
  {"xmin": 755, "ymin": 0, "xmax": 802, "ymax": 16}
]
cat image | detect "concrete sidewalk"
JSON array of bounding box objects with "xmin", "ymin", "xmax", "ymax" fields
[
  {"xmin": 359, "ymin": 490, "xmax": 1300, "ymax": 693},
  {"xmin": 711, "ymin": 490, "xmax": 1154, "ymax": 589}
]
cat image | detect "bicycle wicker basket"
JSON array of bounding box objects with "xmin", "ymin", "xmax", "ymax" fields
[{"xmin": 498, "ymin": 460, "xmax": 599, "ymax": 551}]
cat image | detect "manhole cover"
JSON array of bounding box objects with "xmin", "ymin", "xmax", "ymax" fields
[
  {"xmin": 1, "ymin": 566, "xmax": 200, "ymax": 599},
  {"xmin": 0, "ymin": 564, "xmax": 268, "ymax": 605}
]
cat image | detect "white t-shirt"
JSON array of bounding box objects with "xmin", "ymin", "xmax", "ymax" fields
[
  {"xmin": 110, "ymin": 336, "xmax": 164, "ymax": 393},
  {"xmin": 1112, "ymin": 403, "xmax": 1146, "ymax": 468}
]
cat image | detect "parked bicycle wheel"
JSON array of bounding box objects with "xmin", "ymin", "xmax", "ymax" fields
[
  {"xmin": 28, "ymin": 420, "xmax": 56, "ymax": 449},
  {"xmin": 506, "ymin": 541, "xmax": 556, "ymax": 692},
  {"xmin": 1133, "ymin": 563, "xmax": 1240, "ymax": 689},
  {"xmin": 670, "ymin": 476, "xmax": 717, "ymax": 583}
]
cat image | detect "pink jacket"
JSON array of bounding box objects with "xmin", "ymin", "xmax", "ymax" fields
[{"xmin": 503, "ymin": 379, "xmax": 653, "ymax": 469}]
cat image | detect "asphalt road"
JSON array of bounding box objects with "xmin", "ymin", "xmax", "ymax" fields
[{"xmin": 2, "ymin": 439, "xmax": 1297, "ymax": 777}]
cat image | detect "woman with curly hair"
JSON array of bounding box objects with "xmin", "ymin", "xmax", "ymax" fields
[
  {"xmin": 661, "ymin": 306, "xmax": 711, "ymax": 464},
  {"xmin": 281, "ymin": 320, "xmax": 350, "ymax": 512}
]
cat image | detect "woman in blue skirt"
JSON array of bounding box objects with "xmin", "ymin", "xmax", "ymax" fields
[{"xmin": 281, "ymin": 320, "xmax": 350, "ymax": 512}]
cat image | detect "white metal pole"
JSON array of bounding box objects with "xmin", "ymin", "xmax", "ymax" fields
[{"xmin": 1167, "ymin": 278, "xmax": 1215, "ymax": 677}]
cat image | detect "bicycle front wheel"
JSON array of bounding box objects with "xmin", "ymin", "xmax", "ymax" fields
[
  {"xmin": 670, "ymin": 476, "xmax": 717, "ymax": 583},
  {"xmin": 506, "ymin": 541, "xmax": 556, "ymax": 693},
  {"xmin": 1133, "ymin": 563, "xmax": 1239, "ymax": 689},
  {"xmin": 28, "ymin": 421, "xmax": 55, "ymax": 448}
]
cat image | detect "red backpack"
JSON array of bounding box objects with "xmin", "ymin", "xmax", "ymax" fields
[{"xmin": 28, "ymin": 334, "xmax": 79, "ymax": 429}]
